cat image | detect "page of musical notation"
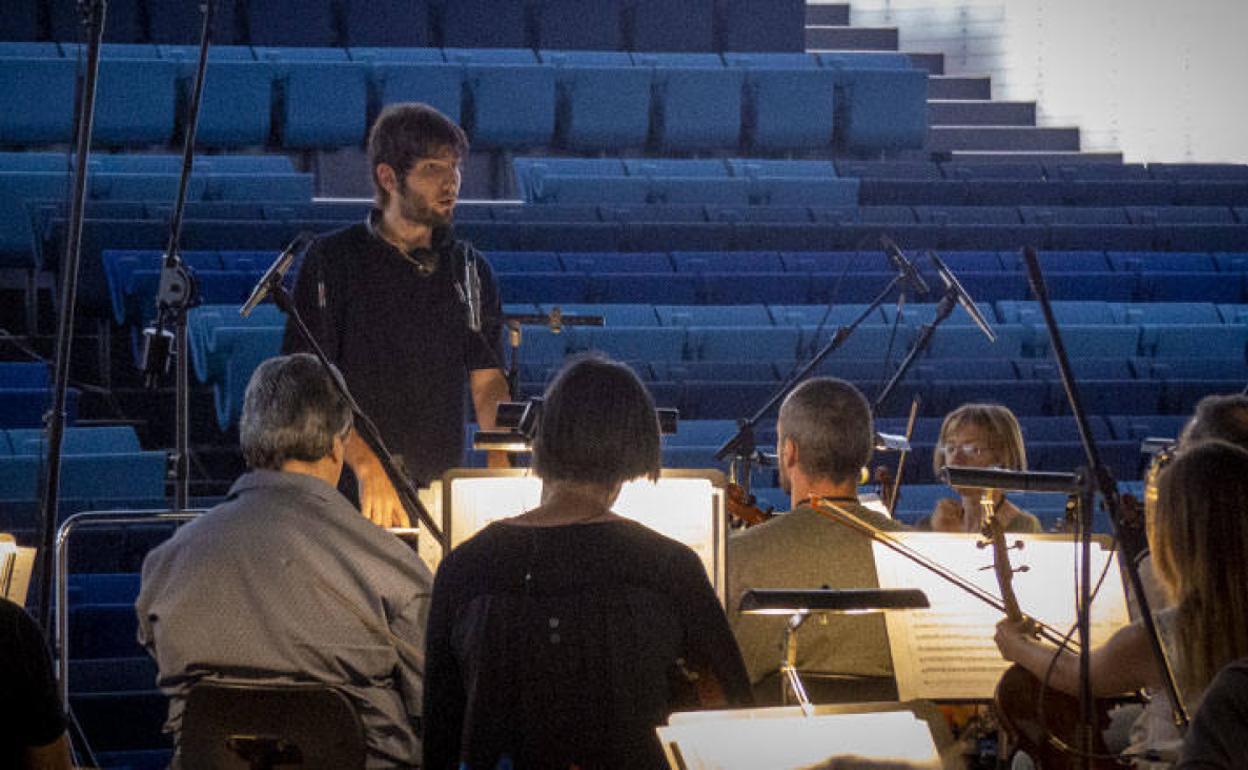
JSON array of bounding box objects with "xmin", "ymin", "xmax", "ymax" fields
[
  {"xmin": 874, "ymin": 533, "xmax": 1131, "ymax": 701},
  {"xmin": 660, "ymin": 708, "xmax": 942, "ymax": 770}
]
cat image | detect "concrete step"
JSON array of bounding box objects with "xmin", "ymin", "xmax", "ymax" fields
[
  {"xmin": 906, "ymin": 52, "xmax": 944, "ymax": 75},
  {"xmin": 946, "ymin": 150, "xmax": 1125, "ymax": 164},
  {"xmin": 928, "ymin": 100, "xmax": 1036, "ymax": 127},
  {"xmin": 928, "ymin": 75, "xmax": 992, "ymax": 100},
  {"xmin": 928, "ymin": 126, "xmax": 1081, "ymax": 152},
  {"xmin": 805, "ymin": 3, "xmax": 850, "ymax": 26},
  {"xmin": 805, "ymin": 25, "xmax": 898, "ymax": 50}
]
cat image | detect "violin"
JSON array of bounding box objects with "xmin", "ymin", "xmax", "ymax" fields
[
  {"xmin": 982, "ymin": 497, "xmax": 1118, "ymax": 770},
  {"xmin": 725, "ymin": 482, "xmax": 775, "ymax": 527}
]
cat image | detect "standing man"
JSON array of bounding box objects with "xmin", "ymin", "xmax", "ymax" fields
[
  {"xmin": 726, "ymin": 377, "xmax": 905, "ymax": 705},
  {"xmin": 137, "ymin": 354, "xmax": 432, "ymax": 767},
  {"xmin": 283, "ymin": 102, "xmax": 510, "ymax": 528}
]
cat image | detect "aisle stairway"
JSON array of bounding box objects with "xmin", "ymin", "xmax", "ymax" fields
[{"xmin": 805, "ymin": 2, "xmax": 1121, "ymax": 163}]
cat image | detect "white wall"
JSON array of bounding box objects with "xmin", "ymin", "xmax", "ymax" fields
[{"xmin": 813, "ymin": 0, "xmax": 1248, "ymax": 163}]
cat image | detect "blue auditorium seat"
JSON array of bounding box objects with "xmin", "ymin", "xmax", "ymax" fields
[
  {"xmin": 925, "ymin": 324, "xmax": 1027, "ymax": 360},
  {"xmin": 689, "ymin": 325, "xmax": 800, "ymax": 360},
  {"xmin": 720, "ymin": 0, "xmax": 805, "ymax": 52},
  {"xmin": 0, "ymin": 42, "xmax": 59, "ymax": 57},
  {"xmin": 914, "ymin": 358, "xmax": 1017, "ymax": 381},
  {"xmin": 836, "ymin": 160, "xmax": 940, "ymax": 179},
  {"xmin": 530, "ymin": 175, "xmax": 650, "ymax": 205},
  {"xmin": 931, "ymin": 251, "xmax": 1004, "ymax": 272},
  {"xmin": 656, "ymin": 305, "xmax": 772, "ymax": 326},
  {"xmin": 1134, "ymin": 358, "xmax": 1246, "ymax": 381},
  {"xmin": 538, "ymin": 302, "xmax": 659, "ymax": 326},
  {"xmin": 710, "ymin": 205, "xmax": 812, "ymax": 223},
  {"xmin": 943, "ymin": 163, "xmax": 1046, "ymax": 181},
  {"xmin": 511, "ymin": 325, "xmax": 577, "ymax": 364},
  {"xmin": 464, "ymin": 61, "xmax": 557, "ymax": 148},
  {"xmin": 280, "ymin": 62, "xmax": 368, "ymax": 148},
  {"xmin": 769, "ymin": 304, "xmax": 881, "ymax": 326},
  {"xmin": 1126, "ymin": 206, "xmax": 1234, "ymax": 225},
  {"xmin": 996, "ymin": 300, "xmax": 1118, "ymax": 325},
  {"xmin": 640, "ymin": 57, "xmax": 744, "ymax": 151},
  {"xmin": 1117, "ymin": 303, "xmax": 1222, "ymax": 324},
  {"xmin": 1173, "ymin": 182, "xmax": 1248, "ymax": 207},
  {"xmin": 631, "ymin": 0, "xmax": 716, "ymax": 52},
  {"xmin": 588, "ymin": 326, "xmax": 686, "ymax": 361},
  {"xmin": 91, "ymin": 60, "xmax": 180, "ymax": 146},
  {"xmin": 374, "ymin": 62, "xmax": 464, "ymax": 126},
  {"xmin": 563, "ymin": 251, "xmax": 672, "ymax": 272},
  {"xmin": 1002, "ymin": 250, "xmax": 1111, "ymax": 273},
  {"xmin": 498, "ymin": 272, "xmax": 591, "ymax": 303},
  {"xmin": 8, "ymin": 426, "xmax": 142, "ymax": 456},
  {"xmin": 1140, "ymin": 324, "xmax": 1248, "ymax": 360},
  {"xmin": 584, "ymin": 273, "xmax": 696, "ymax": 304},
  {"xmin": 535, "ymin": 0, "xmax": 625, "ymax": 50},
  {"xmin": 1217, "ymin": 304, "xmax": 1248, "ymax": 324},
  {"xmin": 728, "ymin": 159, "xmax": 838, "ymax": 178},
  {"xmin": 884, "ymin": 301, "xmax": 998, "ymax": 328},
  {"xmin": 177, "ymin": 61, "xmax": 276, "ymax": 147},
  {"xmin": 663, "ymin": 361, "xmax": 777, "ymax": 382},
  {"xmin": 349, "ymin": 48, "xmax": 445, "ymax": 64},
  {"xmin": 0, "ymin": 59, "xmax": 77, "ymax": 145},
  {"xmin": 1019, "ymin": 207, "xmax": 1129, "ymax": 225},
  {"xmin": 667, "ymin": 419, "xmax": 739, "ymax": 446},
  {"xmin": 617, "ymin": 222, "xmax": 732, "ymax": 252},
  {"xmin": 488, "ymin": 251, "xmax": 564, "ymax": 272},
  {"xmin": 827, "ymin": 67, "xmax": 928, "ymax": 153},
  {"xmin": 679, "ymin": 381, "xmax": 778, "ymax": 421},
  {"xmin": 599, "ymin": 205, "xmax": 706, "ymax": 223},
  {"xmin": 964, "ymin": 181, "xmax": 1068, "ymax": 206},
  {"xmin": 244, "ymin": 0, "xmax": 336, "ymax": 45},
  {"xmin": 799, "ymin": 324, "xmax": 901, "ymax": 361},
  {"xmin": 625, "ymin": 159, "xmax": 729, "ymax": 177},
  {"xmin": 552, "ymin": 63, "xmax": 651, "ymax": 151},
  {"xmin": 1014, "ymin": 357, "xmax": 1135, "ymax": 381},
  {"xmin": 89, "ymin": 173, "xmax": 206, "ymax": 202},
  {"xmin": 1033, "ymin": 324, "xmax": 1141, "ymax": 359},
  {"xmin": 816, "ymin": 52, "xmax": 913, "ymax": 70},
  {"xmin": 736, "ymin": 67, "xmax": 837, "ymax": 152},
  {"xmin": 1148, "ymin": 164, "xmax": 1248, "ymax": 181},
  {"xmin": 672, "ymin": 251, "xmax": 784, "ymax": 273},
  {"xmin": 1062, "ymin": 181, "xmax": 1177, "ymax": 207},
  {"xmin": 1045, "ymin": 163, "xmax": 1150, "ymax": 181},
  {"xmin": 343, "ymin": 0, "xmax": 430, "ymax": 46},
  {"xmin": 753, "ymin": 178, "xmax": 859, "ymax": 207},
  {"xmin": 440, "ymin": 0, "xmax": 528, "ymax": 47},
  {"xmin": 914, "ymin": 206, "xmax": 1022, "ymax": 225},
  {"xmin": 1157, "ymin": 224, "xmax": 1248, "ymax": 253},
  {"xmin": 0, "ymin": 362, "xmax": 48, "ymax": 388},
  {"xmin": 856, "ymin": 179, "xmax": 968, "ymax": 206},
  {"xmin": 0, "ymin": 190, "xmax": 39, "ymax": 275},
  {"xmin": 1107, "ymin": 251, "xmax": 1217, "ymax": 272}
]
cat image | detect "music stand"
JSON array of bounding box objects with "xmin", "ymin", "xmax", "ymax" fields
[{"xmin": 739, "ymin": 588, "xmax": 930, "ymax": 714}]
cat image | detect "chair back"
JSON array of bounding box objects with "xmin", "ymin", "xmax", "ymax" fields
[{"xmin": 180, "ymin": 680, "xmax": 366, "ymax": 770}]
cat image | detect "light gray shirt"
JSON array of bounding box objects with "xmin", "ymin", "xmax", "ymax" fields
[
  {"xmin": 727, "ymin": 500, "xmax": 906, "ymax": 701},
  {"xmin": 136, "ymin": 470, "xmax": 432, "ymax": 768}
]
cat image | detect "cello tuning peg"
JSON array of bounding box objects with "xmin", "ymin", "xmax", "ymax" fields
[{"xmin": 1013, "ymin": 565, "xmax": 1030, "ymax": 574}]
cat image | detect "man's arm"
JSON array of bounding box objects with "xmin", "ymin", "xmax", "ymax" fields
[
  {"xmin": 470, "ymin": 367, "xmax": 511, "ymax": 469},
  {"xmin": 344, "ymin": 430, "xmax": 408, "ymax": 528}
]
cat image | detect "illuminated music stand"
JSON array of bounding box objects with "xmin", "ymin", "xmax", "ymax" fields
[{"xmin": 739, "ymin": 588, "xmax": 930, "ymax": 714}]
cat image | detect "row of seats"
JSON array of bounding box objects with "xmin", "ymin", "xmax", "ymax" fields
[
  {"xmin": 0, "ymin": 430, "xmax": 166, "ymax": 502},
  {"xmin": 0, "ymin": 363, "xmax": 78, "ymax": 428},
  {"xmin": 1, "ymin": 0, "xmax": 804, "ymax": 54},
  {"xmin": 839, "ymin": 160, "xmax": 1248, "ymax": 182},
  {"xmin": 0, "ymin": 46, "xmax": 927, "ymax": 152},
  {"xmin": 185, "ymin": 302, "xmax": 1245, "ymax": 429}
]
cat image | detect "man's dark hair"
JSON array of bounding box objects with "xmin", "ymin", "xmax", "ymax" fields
[
  {"xmin": 778, "ymin": 377, "xmax": 872, "ymax": 484},
  {"xmin": 368, "ymin": 102, "xmax": 469, "ymax": 208},
  {"xmin": 531, "ymin": 354, "xmax": 661, "ymax": 487},
  {"xmin": 239, "ymin": 354, "xmax": 353, "ymax": 471},
  {"xmin": 1182, "ymin": 393, "xmax": 1248, "ymax": 451}
]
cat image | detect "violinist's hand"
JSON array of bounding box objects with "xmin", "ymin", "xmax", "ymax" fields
[
  {"xmin": 354, "ymin": 458, "xmax": 410, "ymax": 529},
  {"xmin": 994, "ymin": 617, "xmax": 1034, "ymax": 661},
  {"xmin": 929, "ymin": 497, "xmax": 966, "ymax": 532}
]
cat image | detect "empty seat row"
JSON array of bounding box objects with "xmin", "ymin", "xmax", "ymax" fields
[
  {"xmin": 838, "ymin": 159, "xmax": 1248, "ymax": 183},
  {"xmin": 1, "ymin": 0, "xmax": 805, "ymax": 53},
  {"xmin": 856, "ymin": 178, "xmax": 1248, "ymax": 208},
  {"xmin": 0, "ymin": 47, "xmax": 925, "ymax": 152},
  {"xmin": 0, "ymin": 170, "xmax": 313, "ymax": 203}
]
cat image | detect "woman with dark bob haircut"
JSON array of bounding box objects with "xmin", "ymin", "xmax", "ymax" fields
[{"xmin": 423, "ymin": 355, "xmax": 752, "ymax": 770}]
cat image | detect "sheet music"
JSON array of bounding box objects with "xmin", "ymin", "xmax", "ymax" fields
[
  {"xmin": 874, "ymin": 533, "xmax": 1131, "ymax": 701},
  {"xmin": 0, "ymin": 536, "xmax": 36, "ymax": 605},
  {"xmin": 659, "ymin": 708, "xmax": 942, "ymax": 770}
]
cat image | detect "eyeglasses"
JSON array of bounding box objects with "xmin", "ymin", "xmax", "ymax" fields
[{"xmin": 937, "ymin": 442, "xmax": 994, "ymax": 460}]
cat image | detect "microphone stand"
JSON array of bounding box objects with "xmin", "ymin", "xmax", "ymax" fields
[
  {"xmin": 269, "ymin": 282, "xmax": 447, "ymax": 552},
  {"xmin": 502, "ymin": 309, "xmax": 604, "ymax": 396},
  {"xmin": 37, "ymin": 0, "xmax": 106, "ymax": 634},
  {"xmin": 35, "ymin": 2, "xmax": 107, "ymax": 765},
  {"xmin": 714, "ymin": 274, "xmax": 907, "ymax": 491},
  {"xmin": 1021, "ymin": 246, "xmax": 1188, "ymax": 764},
  {"xmin": 138, "ymin": 0, "xmax": 219, "ymax": 511},
  {"xmin": 871, "ymin": 281, "xmax": 958, "ymax": 414}
]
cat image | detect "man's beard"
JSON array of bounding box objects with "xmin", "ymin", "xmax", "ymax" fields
[{"xmin": 398, "ymin": 184, "xmax": 454, "ymax": 228}]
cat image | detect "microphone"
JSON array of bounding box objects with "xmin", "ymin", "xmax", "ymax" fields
[
  {"xmin": 942, "ymin": 465, "xmax": 1081, "ymax": 494},
  {"xmin": 880, "ymin": 236, "xmax": 930, "ymax": 296},
  {"xmin": 927, "ymin": 250, "xmax": 997, "ymax": 342},
  {"xmin": 463, "ymin": 245, "xmax": 482, "ymax": 333},
  {"xmin": 239, "ymin": 232, "xmax": 314, "ymax": 318}
]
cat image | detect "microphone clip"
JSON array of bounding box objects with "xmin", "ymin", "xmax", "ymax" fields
[{"xmin": 140, "ymin": 255, "xmax": 201, "ymax": 389}]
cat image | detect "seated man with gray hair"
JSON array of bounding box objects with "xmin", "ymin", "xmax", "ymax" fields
[
  {"xmin": 136, "ymin": 353, "xmax": 432, "ymax": 768},
  {"xmin": 727, "ymin": 376, "xmax": 906, "ymax": 705}
]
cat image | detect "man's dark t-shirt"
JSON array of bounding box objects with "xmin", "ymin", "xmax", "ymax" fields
[
  {"xmin": 282, "ymin": 218, "xmax": 503, "ymax": 485},
  {"xmin": 0, "ymin": 599, "xmax": 66, "ymax": 765}
]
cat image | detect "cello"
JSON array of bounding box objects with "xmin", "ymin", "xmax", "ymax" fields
[{"xmin": 980, "ymin": 495, "xmax": 1119, "ymax": 770}]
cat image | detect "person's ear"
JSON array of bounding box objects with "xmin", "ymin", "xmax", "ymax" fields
[
  {"xmin": 375, "ymin": 163, "xmax": 398, "ymax": 197},
  {"xmin": 781, "ymin": 436, "xmax": 799, "ymax": 471},
  {"xmin": 330, "ymin": 433, "xmax": 346, "ymax": 466}
]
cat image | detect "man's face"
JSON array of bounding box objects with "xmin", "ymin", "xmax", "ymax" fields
[{"xmin": 386, "ymin": 147, "xmax": 462, "ymax": 228}]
